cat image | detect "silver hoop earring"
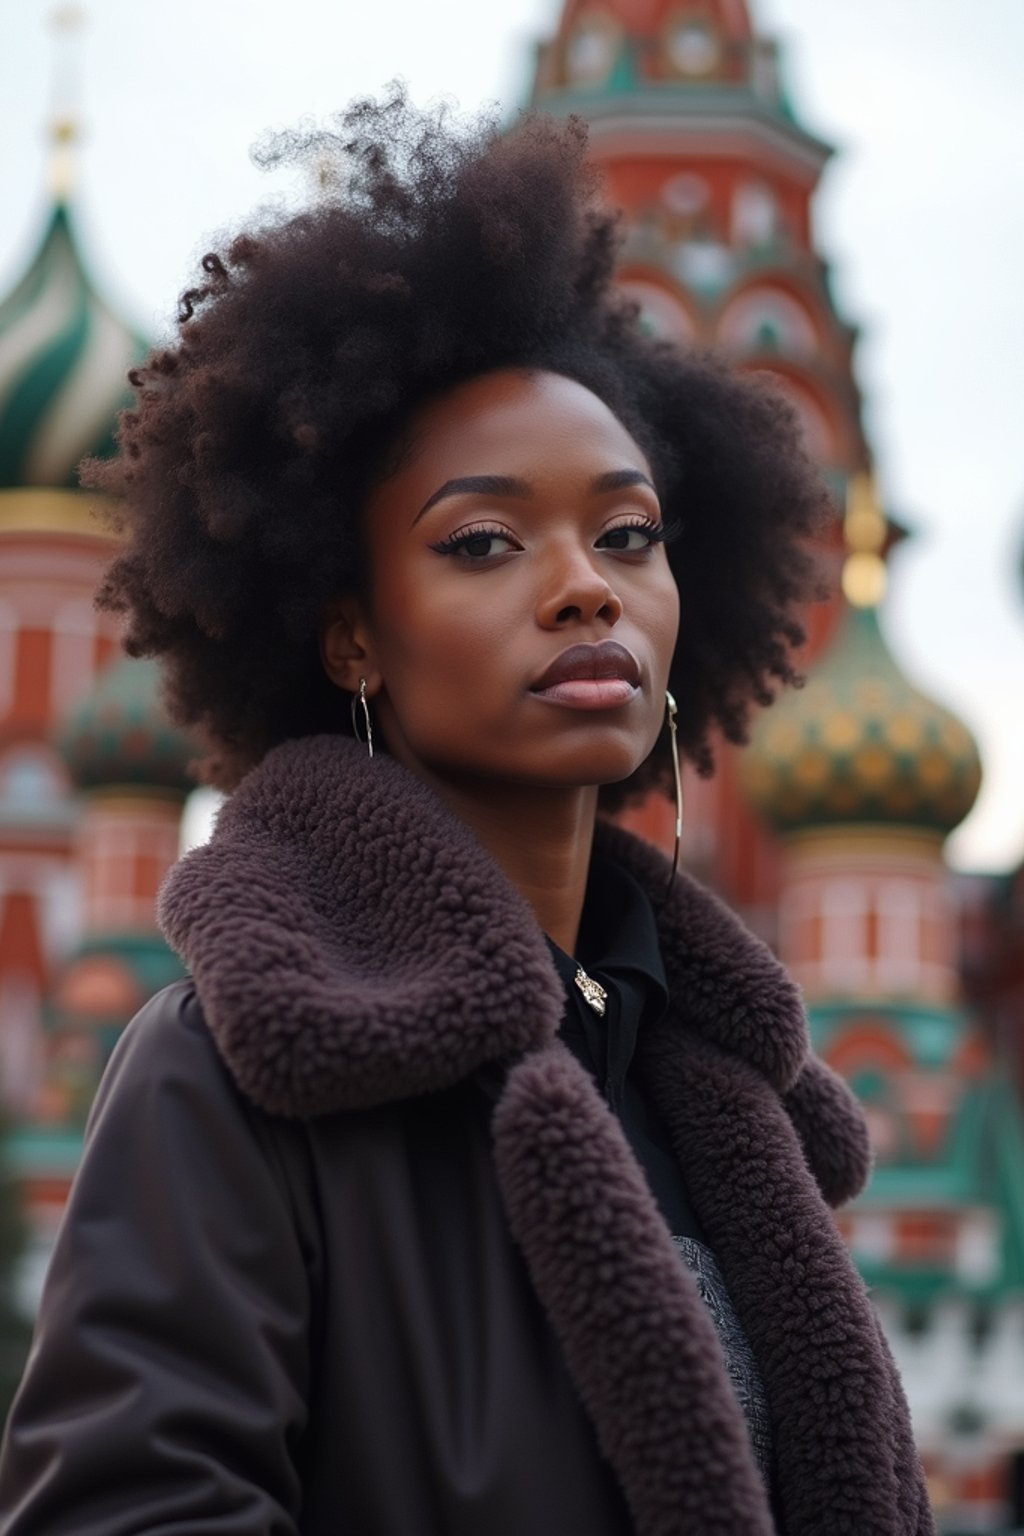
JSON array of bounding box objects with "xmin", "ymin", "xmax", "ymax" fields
[
  {"xmin": 665, "ymin": 689, "xmax": 683, "ymax": 892},
  {"xmin": 351, "ymin": 678, "xmax": 374, "ymax": 759}
]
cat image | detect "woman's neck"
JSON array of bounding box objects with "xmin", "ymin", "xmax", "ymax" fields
[{"xmin": 406, "ymin": 766, "xmax": 598, "ymax": 956}]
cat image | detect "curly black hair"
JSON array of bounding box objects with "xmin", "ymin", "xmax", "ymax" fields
[{"xmin": 85, "ymin": 88, "xmax": 831, "ymax": 805}]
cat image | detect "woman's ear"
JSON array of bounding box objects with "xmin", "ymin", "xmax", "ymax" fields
[{"xmin": 319, "ymin": 598, "xmax": 383, "ymax": 696}]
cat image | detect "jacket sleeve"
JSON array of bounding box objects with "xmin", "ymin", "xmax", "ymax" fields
[{"xmin": 0, "ymin": 983, "xmax": 312, "ymax": 1536}]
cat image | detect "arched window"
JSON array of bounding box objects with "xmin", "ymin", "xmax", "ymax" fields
[
  {"xmin": 827, "ymin": 1021, "xmax": 912, "ymax": 1080},
  {"xmin": 877, "ymin": 880, "xmax": 922, "ymax": 990},
  {"xmin": 718, "ymin": 287, "xmax": 818, "ymax": 359},
  {"xmin": 565, "ymin": 9, "xmax": 620, "ymax": 86},
  {"xmin": 732, "ymin": 181, "xmax": 779, "ymax": 247},
  {"xmin": 660, "ymin": 173, "xmax": 710, "ymax": 219},
  {"xmin": 821, "ymin": 879, "xmax": 869, "ymax": 990},
  {"xmin": 0, "ymin": 744, "xmax": 67, "ymax": 808},
  {"xmin": 663, "ymin": 14, "xmax": 721, "ymax": 77},
  {"xmin": 617, "ymin": 280, "xmax": 696, "ymax": 345}
]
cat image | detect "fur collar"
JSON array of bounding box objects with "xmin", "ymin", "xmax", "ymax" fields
[{"xmin": 159, "ymin": 733, "xmax": 864, "ymax": 1197}]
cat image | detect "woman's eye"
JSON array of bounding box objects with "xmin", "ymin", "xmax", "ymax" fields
[
  {"xmin": 599, "ymin": 522, "xmax": 664, "ymax": 552},
  {"xmin": 429, "ymin": 526, "xmax": 520, "ymax": 560},
  {"xmin": 458, "ymin": 532, "xmax": 516, "ymax": 558}
]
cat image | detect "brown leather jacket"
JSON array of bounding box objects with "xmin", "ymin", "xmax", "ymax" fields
[{"xmin": 0, "ymin": 737, "xmax": 933, "ymax": 1536}]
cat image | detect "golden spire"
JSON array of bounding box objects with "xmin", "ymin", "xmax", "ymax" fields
[
  {"xmin": 841, "ymin": 471, "xmax": 888, "ymax": 608},
  {"xmin": 47, "ymin": 5, "xmax": 85, "ymax": 201}
]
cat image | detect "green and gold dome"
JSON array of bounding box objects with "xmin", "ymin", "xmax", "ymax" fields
[
  {"xmin": 742, "ymin": 476, "xmax": 982, "ymax": 837},
  {"xmin": 55, "ymin": 656, "xmax": 197, "ymax": 798},
  {"xmin": 0, "ymin": 188, "xmax": 148, "ymax": 491},
  {"xmin": 742, "ymin": 604, "xmax": 982, "ymax": 835}
]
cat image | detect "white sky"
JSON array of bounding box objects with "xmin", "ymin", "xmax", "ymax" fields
[{"xmin": 2, "ymin": 0, "xmax": 1022, "ymax": 873}]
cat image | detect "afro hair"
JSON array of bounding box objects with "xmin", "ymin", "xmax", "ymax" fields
[{"xmin": 85, "ymin": 88, "xmax": 831, "ymax": 804}]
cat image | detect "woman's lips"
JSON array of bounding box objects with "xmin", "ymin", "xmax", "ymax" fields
[
  {"xmin": 528, "ymin": 640, "xmax": 641, "ymax": 710},
  {"xmin": 530, "ymin": 678, "xmax": 639, "ymax": 709}
]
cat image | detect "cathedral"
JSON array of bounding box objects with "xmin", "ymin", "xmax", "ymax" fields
[{"xmin": 0, "ymin": 2, "xmax": 1022, "ymax": 1529}]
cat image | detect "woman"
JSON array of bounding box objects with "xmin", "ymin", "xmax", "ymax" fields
[{"xmin": 0, "ymin": 95, "xmax": 931, "ymax": 1535}]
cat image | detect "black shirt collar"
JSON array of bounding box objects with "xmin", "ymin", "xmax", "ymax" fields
[
  {"xmin": 545, "ymin": 849, "xmax": 669, "ymax": 1108},
  {"xmin": 574, "ymin": 849, "xmax": 669, "ymax": 997}
]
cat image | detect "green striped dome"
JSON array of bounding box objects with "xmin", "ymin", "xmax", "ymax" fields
[
  {"xmin": 55, "ymin": 656, "xmax": 196, "ymax": 797},
  {"xmin": 0, "ymin": 202, "xmax": 149, "ymax": 489},
  {"xmin": 741, "ymin": 604, "xmax": 982, "ymax": 835}
]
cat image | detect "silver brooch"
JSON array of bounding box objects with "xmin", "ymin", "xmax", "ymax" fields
[{"xmin": 574, "ymin": 965, "xmax": 607, "ymax": 1017}]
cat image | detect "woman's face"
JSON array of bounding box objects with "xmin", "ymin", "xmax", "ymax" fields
[{"xmin": 324, "ymin": 368, "xmax": 680, "ymax": 793}]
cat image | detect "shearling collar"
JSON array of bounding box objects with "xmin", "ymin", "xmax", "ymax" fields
[{"xmin": 163, "ymin": 734, "xmax": 813, "ymax": 1112}]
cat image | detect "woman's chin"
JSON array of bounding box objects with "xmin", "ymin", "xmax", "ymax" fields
[
  {"xmin": 404, "ymin": 732, "xmax": 655, "ymax": 796},
  {"xmin": 517, "ymin": 747, "xmax": 650, "ymax": 792}
]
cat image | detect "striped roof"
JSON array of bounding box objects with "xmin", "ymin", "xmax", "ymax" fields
[{"xmin": 0, "ymin": 201, "xmax": 149, "ymax": 490}]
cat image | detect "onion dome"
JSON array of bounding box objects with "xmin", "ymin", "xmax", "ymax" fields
[
  {"xmin": 741, "ymin": 603, "xmax": 982, "ymax": 836},
  {"xmin": 0, "ymin": 199, "xmax": 148, "ymax": 489},
  {"xmin": 55, "ymin": 656, "xmax": 197, "ymax": 798}
]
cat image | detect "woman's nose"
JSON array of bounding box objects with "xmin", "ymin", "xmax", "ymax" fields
[{"xmin": 536, "ymin": 546, "xmax": 623, "ymax": 629}]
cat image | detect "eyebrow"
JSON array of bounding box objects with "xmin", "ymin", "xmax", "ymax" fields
[
  {"xmin": 414, "ymin": 475, "xmax": 530, "ymax": 524},
  {"xmin": 413, "ymin": 468, "xmax": 657, "ymax": 525},
  {"xmin": 592, "ymin": 469, "xmax": 658, "ymax": 497}
]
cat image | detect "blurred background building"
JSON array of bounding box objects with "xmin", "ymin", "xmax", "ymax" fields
[
  {"xmin": 0, "ymin": 103, "xmax": 193, "ymax": 1318},
  {"xmin": 0, "ymin": 0, "xmax": 1022, "ymax": 1529}
]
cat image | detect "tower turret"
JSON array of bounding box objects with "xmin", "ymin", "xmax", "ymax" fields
[
  {"xmin": 0, "ymin": 28, "xmax": 179, "ymax": 1283},
  {"xmin": 740, "ymin": 478, "xmax": 1024, "ymax": 1517},
  {"xmin": 0, "ymin": 107, "xmax": 147, "ymax": 1134},
  {"xmin": 45, "ymin": 655, "xmax": 193, "ymax": 1106},
  {"xmin": 742, "ymin": 476, "xmax": 981, "ymax": 1007},
  {"xmin": 530, "ymin": 0, "xmax": 867, "ymax": 492}
]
